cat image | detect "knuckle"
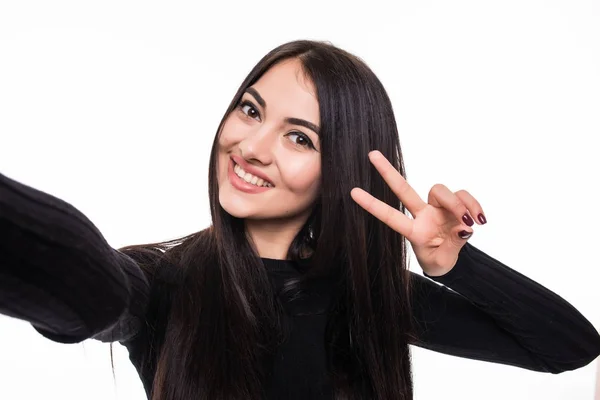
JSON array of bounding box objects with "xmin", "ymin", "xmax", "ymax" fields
[
  {"xmin": 384, "ymin": 205, "xmax": 395, "ymax": 223},
  {"xmin": 454, "ymin": 200, "xmax": 467, "ymax": 214},
  {"xmin": 399, "ymin": 181, "xmax": 411, "ymax": 195},
  {"xmin": 430, "ymin": 183, "xmax": 444, "ymax": 195},
  {"xmin": 366, "ymin": 196, "xmax": 377, "ymax": 211}
]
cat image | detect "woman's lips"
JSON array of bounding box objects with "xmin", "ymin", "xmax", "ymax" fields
[
  {"xmin": 230, "ymin": 154, "xmax": 274, "ymax": 186},
  {"xmin": 228, "ymin": 158, "xmax": 273, "ymax": 194}
]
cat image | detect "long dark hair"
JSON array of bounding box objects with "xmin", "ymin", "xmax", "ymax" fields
[{"xmin": 114, "ymin": 40, "xmax": 416, "ymax": 400}]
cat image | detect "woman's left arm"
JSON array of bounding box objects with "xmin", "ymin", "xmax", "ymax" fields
[
  {"xmin": 409, "ymin": 242, "xmax": 600, "ymax": 373},
  {"xmin": 351, "ymin": 150, "xmax": 600, "ymax": 372}
]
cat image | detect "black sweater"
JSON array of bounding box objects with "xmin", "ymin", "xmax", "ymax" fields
[{"xmin": 1, "ymin": 172, "xmax": 599, "ymax": 399}]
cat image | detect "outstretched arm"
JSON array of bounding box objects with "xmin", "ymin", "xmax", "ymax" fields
[{"xmin": 0, "ymin": 173, "xmax": 151, "ymax": 344}]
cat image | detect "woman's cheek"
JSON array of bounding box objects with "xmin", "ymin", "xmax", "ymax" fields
[
  {"xmin": 286, "ymin": 162, "xmax": 321, "ymax": 194},
  {"xmin": 222, "ymin": 120, "xmax": 251, "ymax": 146}
]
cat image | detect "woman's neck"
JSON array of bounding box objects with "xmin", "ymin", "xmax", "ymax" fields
[{"xmin": 244, "ymin": 217, "xmax": 310, "ymax": 260}]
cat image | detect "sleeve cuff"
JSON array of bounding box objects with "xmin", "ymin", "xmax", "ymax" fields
[
  {"xmin": 423, "ymin": 242, "xmax": 474, "ymax": 284},
  {"xmin": 32, "ymin": 325, "xmax": 89, "ymax": 344}
]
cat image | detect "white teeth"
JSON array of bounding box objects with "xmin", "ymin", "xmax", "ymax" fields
[{"xmin": 233, "ymin": 163, "xmax": 273, "ymax": 187}]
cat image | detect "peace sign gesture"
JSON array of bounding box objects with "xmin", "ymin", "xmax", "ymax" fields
[{"xmin": 350, "ymin": 150, "xmax": 487, "ymax": 277}]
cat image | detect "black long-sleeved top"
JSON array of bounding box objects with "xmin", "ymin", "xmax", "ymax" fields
[{"xmin": 1, "ymin": 172, "xmax": 599, "ymax": 399}]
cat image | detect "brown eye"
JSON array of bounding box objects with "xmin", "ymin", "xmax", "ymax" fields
[
  {"xmin": 240, "ymin": 101, "xmax": 260, "ymax": 121},
  {"xmin": 286, "ymin": 131, "xmax": 315, "ymax": 150}
]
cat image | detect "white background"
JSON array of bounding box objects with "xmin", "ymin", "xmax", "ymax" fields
[{"xmin": 1, "ymin": 1, "xmax": 599, "ymax": 399}]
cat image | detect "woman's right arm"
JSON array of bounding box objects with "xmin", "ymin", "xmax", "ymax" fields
[{"xmin": 0, "ymin": 172, "xmax": 151, "ymax": 344}]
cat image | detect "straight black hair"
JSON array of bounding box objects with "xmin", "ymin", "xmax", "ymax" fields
[{"xmin": 114, "ymin": 40, "xmax": 416, "ymax": 400}]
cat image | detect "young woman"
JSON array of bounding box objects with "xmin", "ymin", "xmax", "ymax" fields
[{"xmin": 1, "ymin": 40, "xmax": 599, "ymax": 400}]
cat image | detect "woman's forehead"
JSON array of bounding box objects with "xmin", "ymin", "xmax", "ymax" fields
[{"xmin": 249, "ymin": 59, "xmax": 319, "ymax": 122}]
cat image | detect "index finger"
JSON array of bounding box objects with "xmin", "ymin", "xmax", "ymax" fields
[
  {"xmin": 350, "ymin": 187, "xmax": 414, "ymax": 237},
  {"xmin": 368, "ymin": 150, "xmax": 427, "ymax": 215}
]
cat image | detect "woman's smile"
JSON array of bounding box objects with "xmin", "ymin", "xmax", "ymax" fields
[{"xmin": 228, "ymin": 157, "xmax": 274, "ymax": 194}]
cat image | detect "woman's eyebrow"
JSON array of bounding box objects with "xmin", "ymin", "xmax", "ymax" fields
[
  {"xmin": 245, "ymin": 88, "xmax": 266, "ymax": 108},
  {"xmin": 245, "ymin": 87, "xmax": 320, "ymax": 136},
  {"xmin": 285, "ymin": 118, "xmax": 320, "ymax": 136}
]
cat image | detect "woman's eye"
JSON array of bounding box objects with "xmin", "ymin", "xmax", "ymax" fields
[
  {"xmin": 286, "ymin": 132, "xmax": 315, "ymax": 150},
  {"xmin": 240, "ymin": 102, "xmax": 260, "ymax": 120}
]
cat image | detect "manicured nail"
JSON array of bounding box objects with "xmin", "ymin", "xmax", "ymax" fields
[
  {"xmin": 462, "ymin": 214, "xmax": 474, "ymax": 227},
  {"xmin": 459, "ymin": 230, "xmax": 472, "ymax": 239},
  {"xmin": 478, "ymin": 213, "xmax": 487, "ymax": 224}
]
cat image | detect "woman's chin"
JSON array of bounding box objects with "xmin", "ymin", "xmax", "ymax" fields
[{"xmin": 219, "ymin": 195, "xmax": 255, "ymax": 219}]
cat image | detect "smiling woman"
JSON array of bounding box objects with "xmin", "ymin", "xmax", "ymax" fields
[
  {"xmin": 217, "ymin": 59, "xmax": 322, "ymax": 260},
  {"xmin": 0, "ymin": 39, "xmax": 599, "ymax": 400}
]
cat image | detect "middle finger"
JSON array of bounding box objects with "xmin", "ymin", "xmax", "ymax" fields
[{"xmin": 368, "ymin": 150, "xmax": 427, "ymax": 215}]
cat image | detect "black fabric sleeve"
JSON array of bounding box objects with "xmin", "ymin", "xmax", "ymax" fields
[
  {"xmin": 409, "ymin": 242, "xmax": 600, "ymax": 373},
  {"xmin": 0, "ymin": 172, "xmax": 151, "ymax": 344}
]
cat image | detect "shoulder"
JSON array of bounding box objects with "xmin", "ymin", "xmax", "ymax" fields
[{"xmin": 118, "ymin": 244, "xmax": 184, "ymax": 287}]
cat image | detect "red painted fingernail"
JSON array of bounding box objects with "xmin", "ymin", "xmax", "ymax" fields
[
  {"xmin": 478, "ymin": 213, "xmax": 487, "ymax": 224},
  {"xmin": 459, "ymin": 230, "xmax": 473, "ymax": 239},
  {"xmin": 462, "ymin": 214, "xmax": 474, "ymax": 227}
]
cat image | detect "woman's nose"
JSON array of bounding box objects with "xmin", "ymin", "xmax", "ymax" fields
[{"xmin": 238, "ymin": 126, "xmax": 277, "ymax": 165}]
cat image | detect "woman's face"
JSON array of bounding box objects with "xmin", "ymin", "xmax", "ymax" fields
[{"xmin": 217, "ymin": 58, "xmax": 321, "ymax": 225}]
